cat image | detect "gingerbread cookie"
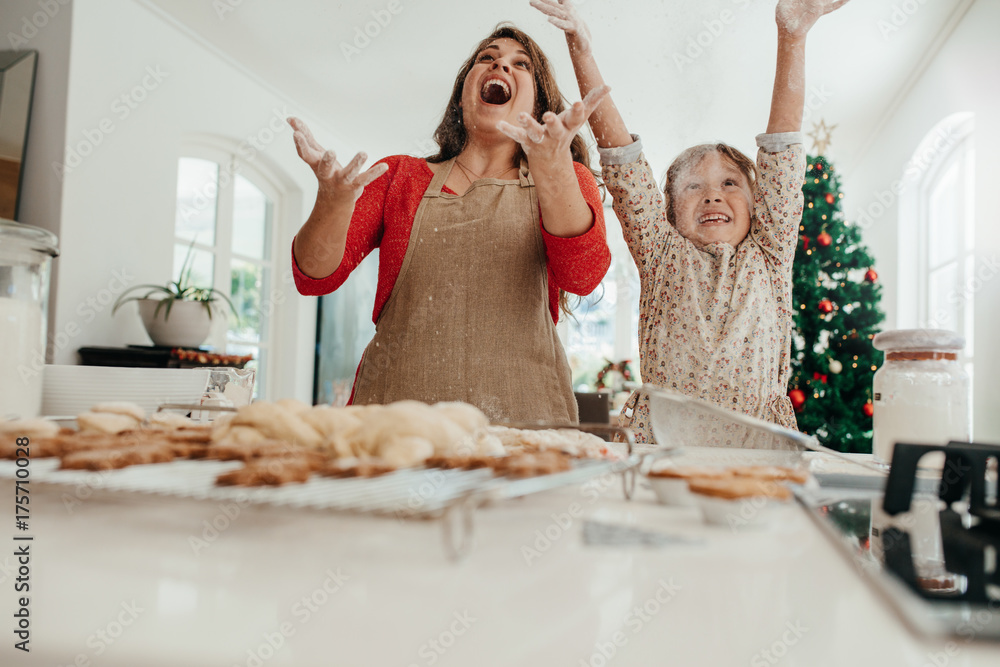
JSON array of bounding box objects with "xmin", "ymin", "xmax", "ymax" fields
[
  {"xmin": 216, "ymin": 458, "xmax": 313, "ymax": 486},
  {"xmin": 728, "ymin": 465, "xmax": 809, "ymax": 485},
  {"xmin": 59, "ymin": 443, "xmax": 176, "ymax": 471},
  {"xmin": 490, "ymin": 451, "xmax": 573, "ymax": 478},
  {"xmin": 321, "ymin": 458, "xmax": 396, "ymax": 478}
]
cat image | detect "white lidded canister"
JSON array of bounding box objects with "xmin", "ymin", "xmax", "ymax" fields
[
  {"xmin": 871, "ymin": 329, "xmax": 970, "ymax": 465},
  {"xmin": 0, "ymin": 219, "xmax": 58, "ymax": 419}
]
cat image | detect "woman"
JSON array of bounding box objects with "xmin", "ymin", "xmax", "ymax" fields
[{"xmin": 290, "ymin": 24, "xmax": 611, "ymax": 423}]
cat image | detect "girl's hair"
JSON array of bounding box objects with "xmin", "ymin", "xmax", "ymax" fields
[
  {"xmin": 427, "ymin": 23, "xmax": 592, "ymax": 170},
  {"xmin": 663, "ymin": 143, "xmax": 757, "ymax": 226},
  {"xmin": 428, "ymin": 23, "xmax": 596, "ymax": 317}
]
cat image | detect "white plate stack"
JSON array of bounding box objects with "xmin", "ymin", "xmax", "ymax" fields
[{"xmin": 41, "ymin": 365, "xmax": 211, "ymax": 417}]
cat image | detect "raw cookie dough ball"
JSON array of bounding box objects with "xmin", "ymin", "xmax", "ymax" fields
[
  {"xmin": 0, "ymin": 417, "xmax": 61, "ymax": 440},
  {"xmin": 92, "ymin": 401, "xmax": 146, "ymax": 422},
  {"xmin": 225, "ymin": 402, "xmax": 323, "ymax": 449},
  {"xmin": 378, "ymin": 435, "xmax": 435, "ymax": 468},
  {"xmin": 301, "ymin": 406, "xmax": 366, "ymax": 457},
  {"xmin": 76, "ymin": 412, "xmax": 141, "ymax": 435}
]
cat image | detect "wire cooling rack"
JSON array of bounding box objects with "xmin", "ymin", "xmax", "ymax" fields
[{"xmin": 0, "ymin": 423, "xmax": 639, "ymax": 560}]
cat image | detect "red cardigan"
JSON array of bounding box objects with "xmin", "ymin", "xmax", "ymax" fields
[{"xmin": 292, "ymin": 155, "xmax": 610, "ymax": 323}]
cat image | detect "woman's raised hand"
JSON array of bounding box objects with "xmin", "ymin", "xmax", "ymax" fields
[
  {"xmin": 775, "ymin": 0, "xmax": 851, "ymax": 38},
  {"xmin": 496, "ymin": 85, "xmax": 609, "ymax": 164},
  {"xmin": 530, "ymin": 0, "xmax": 592, "ymax": 55},
  {"xmin": 288, "ymin": 117, "xmax": 388, "ymax": 204}
]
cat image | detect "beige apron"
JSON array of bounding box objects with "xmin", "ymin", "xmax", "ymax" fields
[{"xmin": 352, "ymin": 157, "xmax": 578, "ymax": 424}]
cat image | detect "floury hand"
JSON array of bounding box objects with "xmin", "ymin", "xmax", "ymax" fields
[
  {"xmin": 775, "ymin": 0, "xmax": 852, "ymax": 37},
  {"xmin": 495, "ymin": 85, "xmax": 609, "ymax": 161},
  {"xmin": 530, "ymin": 0, "xmax": 592, "ymax": 55},
  {"xmin": 287, "ymin": 116, "xmax": 388, "ymax": 206}
]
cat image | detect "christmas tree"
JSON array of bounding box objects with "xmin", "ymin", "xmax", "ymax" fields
[{"xmin": 789, "ymin": 123, "xmax": 885, "ymax": 453}]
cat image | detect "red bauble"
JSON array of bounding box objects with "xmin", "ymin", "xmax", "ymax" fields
[
  {"xmin": 863, "ymin": 401, "xmax": 874, "ymax": 418},
  {"xmin": 817, "ymin": 231, "xmax": 833, "ymax": 247},
  {"xmin": 789, "ymin": 389, "xmax": 806, "ymax": 411},
  {"xmin": 815, "ymin": 163, "xmax": 823, "ymax": 171},
  {"xmin": 818, "ymin": 298, "xmax": 834, "ymax": 314},
  {"xmin": 812, "ymin": 372, "xmax": 828, "ymax": 384},
  {"xmin": 825, "ymin": 193, "xmax": 836, "ymax": 205},
  {"xmin": 800, "ymin": 235, "xmax": 810, "ymax": 250},
  {"xmin": 864, "ymin": 268, "xmax": 878, "ymax": 283}
]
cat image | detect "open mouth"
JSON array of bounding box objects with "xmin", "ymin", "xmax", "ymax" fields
[
  {"xmin": 698, "ymin": 213, "xmax": 731, "ymax": 226},
  {"xmin": 480, "ymin": 78, "xmax": 511, "ymax": 105}
]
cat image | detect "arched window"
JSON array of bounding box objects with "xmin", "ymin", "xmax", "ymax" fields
[
  {"xmin": 173, "ymin": 138, "xmax": 288, "ymax": 398},
  {"xmin": 897, "ymin": 112, "xmax": 975, "ymax": 381}
]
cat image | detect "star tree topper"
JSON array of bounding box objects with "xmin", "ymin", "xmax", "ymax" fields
[{"xmin": 807, "ymin": 119, "xmax": 837, "ymax": 155}]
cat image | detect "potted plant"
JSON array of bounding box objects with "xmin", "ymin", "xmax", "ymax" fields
[{"xmin": 112, "ymin": 242, "xmax": 239, "ymax": 348}]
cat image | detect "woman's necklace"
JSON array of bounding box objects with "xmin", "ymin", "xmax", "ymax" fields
[{"xmin": 454, "ymin": 159, "xmax": 517, "ymax": 185}]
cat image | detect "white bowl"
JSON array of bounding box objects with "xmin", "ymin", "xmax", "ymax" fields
[
  {"xmin": 42, "ymin": 365, "xmax": 210, "ymax": 417},
  {"xmin": 648, "ymin": 476, "xmax": 696, "ymax": 507},
  {"xmin": 694, "ymin": 493, "xmax": 785, "ymax": 529}
]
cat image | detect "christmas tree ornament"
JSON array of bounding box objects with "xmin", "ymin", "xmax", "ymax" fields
[
  {"xmin": 788, "ymin": 388, "xmax": 806, "ymax": 411},
  {"xmin": 828, "ymin": 359, "xmax": 843, "ymax": 374},
  {"xmin": 807, "ymin": 120, "xmax": 837, "ymax": 156},
  {"xmin": 864, "ymin": 268, "xmax": 878, "ymax": 283},
  {"xmin": 862, "ymin": 401, "xmax": 874, "ymax": 418},
  {"xmin": 812, "ymin": 372, "xmax": 828, "ymax": 384},
  {"xmin": 817, "ymin": 231, "xmax": 832, "ymax": 247},
  {"xmin": 825, "ymin": 193, "xmax": 836, "ymax": 205},
  {"xmin": 818, "ymin": 298, "xmax": 834, "ymax": 314},
  {"xmin": 800, "ymin": 235, "xmax": 810, "ymax": 250}
]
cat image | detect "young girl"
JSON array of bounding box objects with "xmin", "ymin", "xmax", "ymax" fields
[{"xmin": 531, "ymin": 0, "xmax": 850, "ymax": 442}]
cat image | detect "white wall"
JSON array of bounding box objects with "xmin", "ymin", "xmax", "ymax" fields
[
  {"xmin": 38, "ymin": 0, "xmax": 347, "ymax": 401},
  {"xmin": 841, "ymin": 0, "xmax": 1000, "ymax": 442}
]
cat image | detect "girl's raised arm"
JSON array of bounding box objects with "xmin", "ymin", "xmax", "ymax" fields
[
  {"xmin": 767, "ymin": 0, "xmax": 851, "ymax": 134},
  {"xmin": 531, "ymin": 0, "xmax": 633, "ymax": 149}
]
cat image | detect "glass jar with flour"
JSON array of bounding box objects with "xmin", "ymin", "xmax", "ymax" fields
[
  {"xmin": 871, "ymin": 329, "xmax": 970, "ymax": 465},
  {"xmin": 0, "ymin": 220, "xmax": 58, "ymax": 418}
]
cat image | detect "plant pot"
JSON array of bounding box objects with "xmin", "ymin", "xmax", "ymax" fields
[{"xmin": 137, "ymin": 298, "xmax": 213, "ymax": 348}]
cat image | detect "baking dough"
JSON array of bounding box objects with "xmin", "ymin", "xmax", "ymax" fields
[
  {"xmin": 300, "ymin": 406, "xmax": 365, "ymax": 457},
  {"xmin": 0, "ymin": 417, "xmax": 60, "ymax": 439},
  {"xmin": 378, "ymin": 435, "xmax": 435, "ymax": 468},
  {"xmin": 92, "ymin": 401, "xmax": 146, "ymax": 422},
  {"xmin": 148, "ymin": 412, "xmax": 197, "ymax": 429},
  {"xmin": 76, "ymin": 411, "xmax": 141, "ymax": 435},
  {"xmin": 223, "ymin": 402, "xmax": 323, "ymax": 450},
  {"xmin": 359, "ymin": 401, "xmax": 468, "ymax": 458}
]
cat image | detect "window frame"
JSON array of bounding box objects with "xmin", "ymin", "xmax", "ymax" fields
[
  {"xmin": 898, "ymin": 113, "xmax": 975, "ymax": 331},
  {"xmin": 176, "ymin": 137, "xmax": 288, "ymax": 400}
]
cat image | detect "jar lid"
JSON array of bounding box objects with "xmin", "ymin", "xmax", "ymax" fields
[
  {"xmin": 0, "ymin": 219, "xmax": 59, "ymax": 257},
  {"xmin": 872, "ymin": 328, "xmax": 965, "ymax": 352}
]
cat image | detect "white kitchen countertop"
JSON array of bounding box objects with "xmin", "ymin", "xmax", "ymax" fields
[{"xmin": 1, "ymin": 472, "xmax": 998, "ymax": 667}]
